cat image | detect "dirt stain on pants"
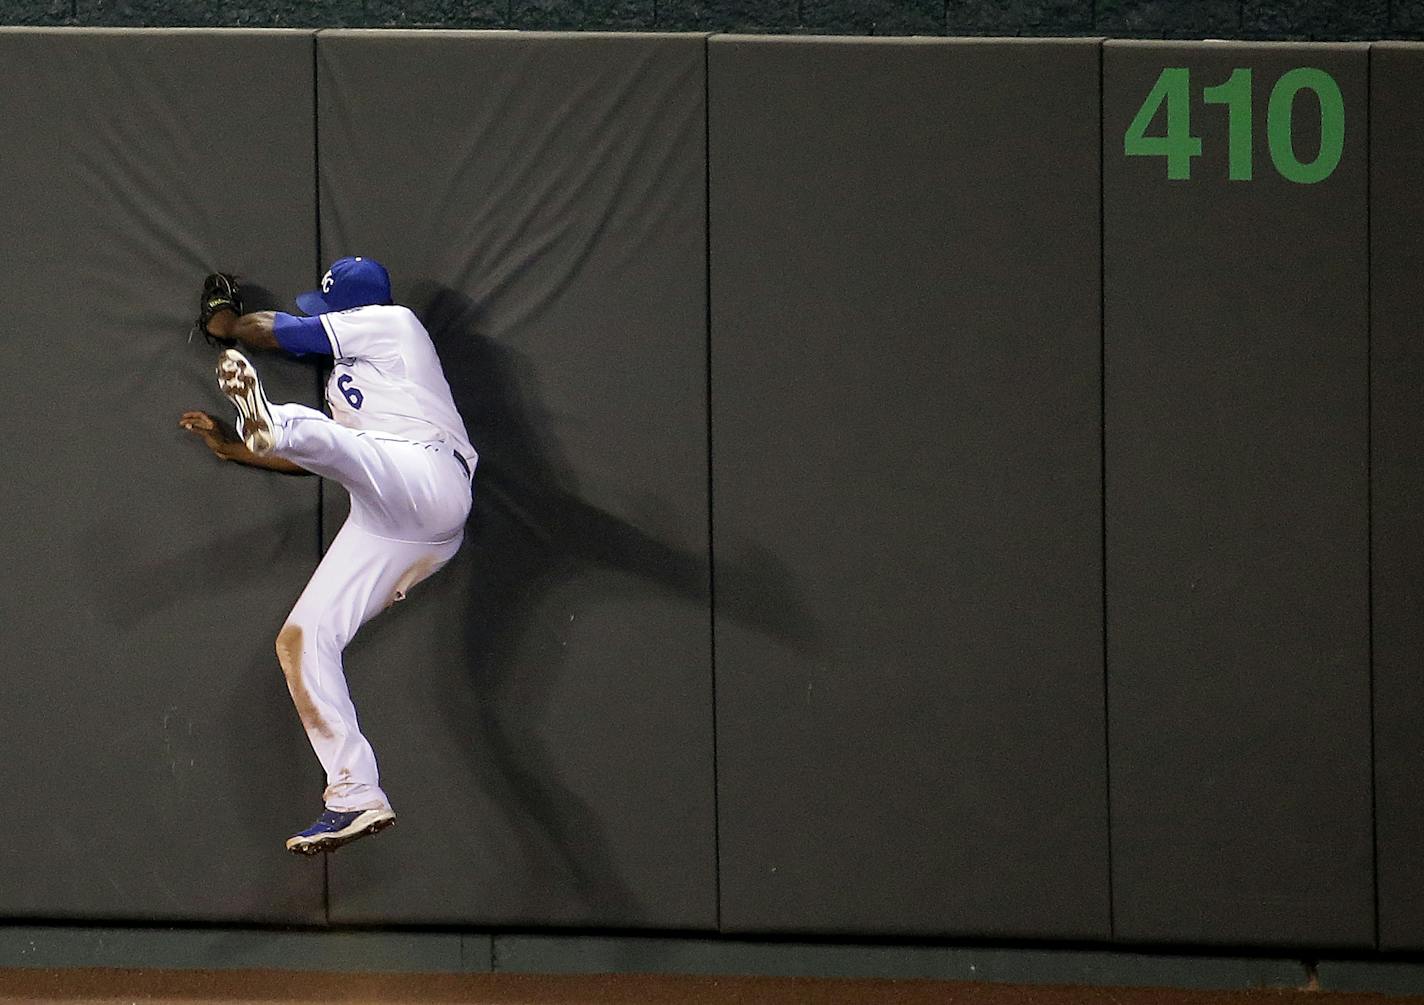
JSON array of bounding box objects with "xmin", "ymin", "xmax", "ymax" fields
[
  {"xmin": 386, "ymin": 556, "xmax": 439, "ymax": 611},
  {"xmin": 275, "ymin": 624, "xmax": 333, "ymax": 740}
]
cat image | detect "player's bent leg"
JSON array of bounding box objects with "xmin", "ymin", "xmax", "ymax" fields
[
  {"xmin": 277, "ymin": 612, "xmax": 394, "ymax": 855},
  {"xmin": 275, "ymin": 619, "xmax": 387, "ymax": 809},
  {"xmin": 260, "ymin": 402, "xmax": 437, "ymax": 537},
  {"xmin": 212, "ymin": 348, "xmax": 391, "ymax": 500},
  {"xmin": 277, "ymin": 518, "xmax": 462, "ymax": 855},
  {"xmin": 269, "ymin": 409, "xmax": 472, "ymax": 545},
  {"xmin": 214, "ymin": 351, "xmax": 472, "ymax": 545}
]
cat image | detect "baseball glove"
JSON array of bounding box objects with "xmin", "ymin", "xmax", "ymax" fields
[{"xmin": 192, "ymin": 272, "xmax": 242, "ymax": 347}]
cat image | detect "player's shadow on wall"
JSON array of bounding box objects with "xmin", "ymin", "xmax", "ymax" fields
[{"xmin": 398, "ymin": 285, "xmax": 822, "ymax": 921}]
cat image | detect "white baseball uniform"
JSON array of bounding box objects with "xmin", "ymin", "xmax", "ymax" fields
[{"xmin": 262, "ymin": 304, "xmax": 476, "ymax": 813}]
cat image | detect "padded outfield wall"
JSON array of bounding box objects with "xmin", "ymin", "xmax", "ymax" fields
[{"xmin": 0, "ymin": 26, "xmax": 1421, "ymax": 954}]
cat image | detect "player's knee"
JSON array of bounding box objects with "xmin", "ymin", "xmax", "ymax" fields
[
  {"xmin": 275, "ymin": 621, "xmax": 338, "ymax": 740},
  {"xmin": 280, "ymin": 616, "xmax": 346, "ymax": 663},
  {"xmin": 275, "ymin": 623, "xmax": 303, "ymax": 677}
]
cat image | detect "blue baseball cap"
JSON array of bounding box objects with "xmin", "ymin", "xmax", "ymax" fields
[{"xmin": 295, "ymin": 256, "xmax": 393, "ymax": 315}]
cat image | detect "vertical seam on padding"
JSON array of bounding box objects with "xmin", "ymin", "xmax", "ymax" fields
[
  {"xmin": 1098, "ymin": 37, "xmax": 1116, "ymax": 942},
  {"xmin": 312, "ymin": 28, "xmax": 332, "ymax": 929},
  {"xmin": 704, "ymin": 32, "xmax": 723, "ymax": 935},
  {"xmin": 1366, "ymin": 41, "xmax": 1380, "ymax": 953}
]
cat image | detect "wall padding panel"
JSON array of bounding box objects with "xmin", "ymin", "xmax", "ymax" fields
[
  {"xmin": 315, "ymin": 30, "xmax": 715, "ymax": 929},
  {"xmin": 710, "ymin": 36, "xmax": 1108, "ymax": 938},
  {"xmin": 1371, "ymin": 41, "xmax": 1424, "ymax": 953},
  {"xmin": 1104, "ymin": 40, "xmax": 1372, "ymax": 947},
  {"xmin": 0, "ymin": 28, "xmax": 324, "ymax": 921}
]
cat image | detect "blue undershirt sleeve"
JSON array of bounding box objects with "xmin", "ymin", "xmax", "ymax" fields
[{"xmin": 273, "ymin": 312, "xmax": 334, "ymax": 357}]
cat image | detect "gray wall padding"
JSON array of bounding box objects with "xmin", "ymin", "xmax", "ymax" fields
[
  {"xmin": 1103, "ymin": 41, "xmax": 1372, "ymax": 947},
  {"xmin": 1370, "ymin": 41, "xmax": 1424, "ymax": 953},
  {"xmin": 0, "ymin": 28, "xmax": 325, "ymax": 921},
  {"xmin": 708, "ymin": 36, "xmax": 1109, "ymax": 939},
  {"xmin": 313, "ymin": 30, "xmax": 716, "ymax": 928},
  {"xmin": 0, "ymin": 27, "xmax": 1404, "ymax": 950}
]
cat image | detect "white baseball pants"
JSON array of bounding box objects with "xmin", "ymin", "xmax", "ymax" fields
[{"xmin": 262, "ymin": 402, "xmax": 472, "ymax": 812}]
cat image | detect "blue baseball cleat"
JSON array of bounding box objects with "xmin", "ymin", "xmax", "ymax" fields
[{"xmin": 285, "ymin": 807, "xmax": 395, "ymax": 856}]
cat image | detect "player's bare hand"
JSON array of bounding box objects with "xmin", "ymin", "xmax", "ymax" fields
[{"xmin": 179, "ymin": 410, "xmax": 240, "ymax": 459}]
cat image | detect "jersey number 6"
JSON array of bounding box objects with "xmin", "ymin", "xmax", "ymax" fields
[{"xmin": 337, "ymin": 374, "xmax": 365, "ymax": 410}]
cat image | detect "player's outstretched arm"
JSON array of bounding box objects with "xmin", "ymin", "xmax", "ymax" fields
[
  {"xmin": 206, "ymin": 309, "xmax": 280, "ymax": 351},
  {"xmin": 179, "ymin": 411, "xmax": 310, "ymax": 475}
]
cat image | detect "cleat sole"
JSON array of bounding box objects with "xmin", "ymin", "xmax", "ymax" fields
[
  {"xmin": 285, "ymin": 811, "xmax": 396, "ymax": 856},
  {"xmin": 215, "ymin": 349, "xmax": 276, "ymax": 454}
]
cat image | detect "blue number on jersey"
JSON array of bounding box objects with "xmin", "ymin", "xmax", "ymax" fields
[{"xmin": 337, "ymin": 374, "xmax": 364, "ymax": 410}]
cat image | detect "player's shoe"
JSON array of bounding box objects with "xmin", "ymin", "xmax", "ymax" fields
[
  {"xmin": 215, "ymin": 348, "xmax": 277, "ymax": 454},
  {"xmin": 285, "ymin": 807, "xmax": 396, "ymax": 856}
]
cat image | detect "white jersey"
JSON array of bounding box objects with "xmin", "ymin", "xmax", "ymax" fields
[{"xmin": 316, "ymin": 305, "xmax": 477, "ymax": 470}]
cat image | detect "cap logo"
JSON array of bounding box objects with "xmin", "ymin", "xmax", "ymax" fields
[{"xmin": 321, "ymin": 270, "xmax": 335, "ymax": 293}]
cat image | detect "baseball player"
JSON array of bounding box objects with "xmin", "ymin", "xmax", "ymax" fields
[{"xmin": 179, "ymin": 258, "xmax": 477, "ymax": 855}]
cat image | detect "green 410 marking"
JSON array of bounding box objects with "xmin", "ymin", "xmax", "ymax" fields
[{"xmin": 1125, "ymin": 67, "xmax": 1345, "ymax": 183}]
